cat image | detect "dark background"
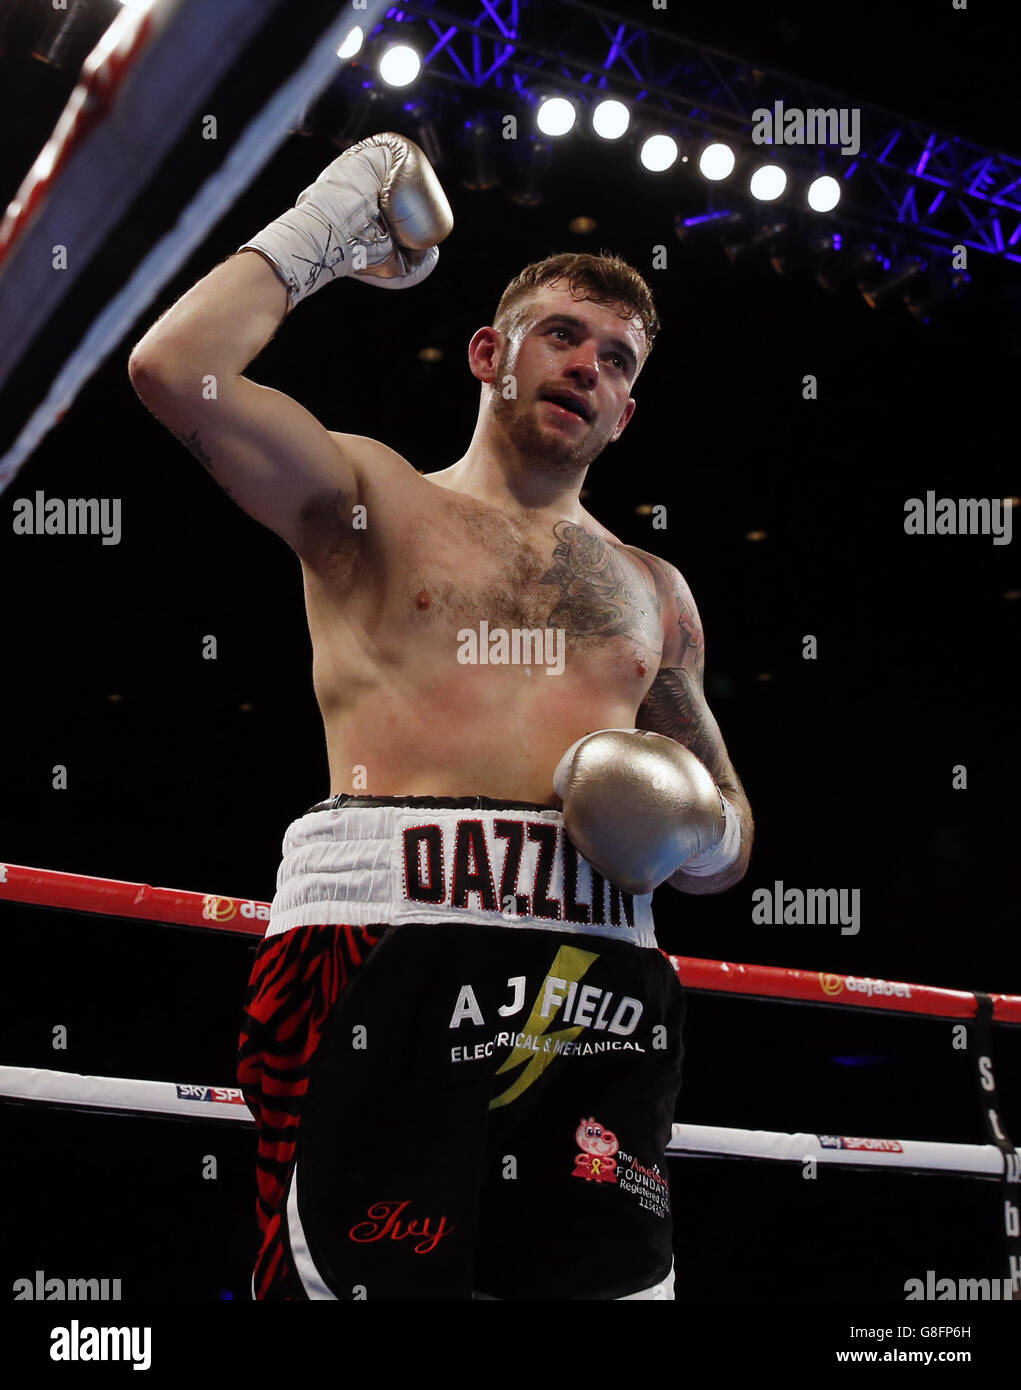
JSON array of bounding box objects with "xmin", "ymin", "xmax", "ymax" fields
[{"xmin": 0, "ymin": 0, "xmax": 1018, "ymax": 1309}]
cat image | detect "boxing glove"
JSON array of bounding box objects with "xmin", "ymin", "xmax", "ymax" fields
[
  {"xmin": 239, "ymin": 132, "xmax": 453, "ymax": 308},
  {"xmin": 553, "ymin": 728, "xmax": 738, "ymax": 895}
]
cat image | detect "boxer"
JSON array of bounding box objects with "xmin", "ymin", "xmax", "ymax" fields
[{"xmin": 128, "ymin": 132, "xmax": 753, "ymax": 1300}]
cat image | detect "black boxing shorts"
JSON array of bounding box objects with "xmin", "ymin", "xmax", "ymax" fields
[{"xmin": 236, "ymin": 795, "xmax": 686, "ymax": 1300}]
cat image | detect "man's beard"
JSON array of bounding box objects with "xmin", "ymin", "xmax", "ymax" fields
[{"xmin": 490, "ymin": 358, "xmax": 609, "ymax": 474}]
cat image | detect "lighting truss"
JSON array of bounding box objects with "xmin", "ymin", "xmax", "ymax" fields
[{"xmin": 372, "ymin": 0, "xmax": 1021, "ymax": 264}]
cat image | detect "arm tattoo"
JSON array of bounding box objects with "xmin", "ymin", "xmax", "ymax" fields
[
  {"xmin": 637, "ymin": 667, "xmax": 721, "ymax": 776},
  {"xmin": 638, "ymin": 567, "xmax": 745, "ymax": 814},
  {"xmin": 175, "ymin": 429, "xmax": 233, "ymax": 499},
  {"xmin": 540, "ymin": 521, "xmax": 657, "ymax": 638},
  {"xmin": 176, "ymin": 429, "xmax": 213, "ymax": 470},
  {"xmin": 677, "ymin": 600, "xmax": 701, "ymax": 662}
]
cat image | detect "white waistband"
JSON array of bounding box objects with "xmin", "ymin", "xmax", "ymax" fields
[{"xmin": 268, "ymin": 802, "xmax": 656, "ymax": 947}]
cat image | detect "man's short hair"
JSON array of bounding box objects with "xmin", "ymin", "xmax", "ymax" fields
[{"xmin": 493, "ymin": 251, "xmax": 660, "ymax": 364}]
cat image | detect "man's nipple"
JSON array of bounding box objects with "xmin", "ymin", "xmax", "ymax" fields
[{"xmin": 415, "ymin": 591, "xmax": 431, "ymax": 610}]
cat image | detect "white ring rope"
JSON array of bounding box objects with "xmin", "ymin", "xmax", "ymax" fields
[{"xmin": 0, "ymin": 1064, "xmax": 1007, "ymax": 1177}]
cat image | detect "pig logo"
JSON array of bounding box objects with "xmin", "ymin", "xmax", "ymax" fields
[{"xmin": 572, "ymin": 1117, "xmax": 619, "ymax": 1184}]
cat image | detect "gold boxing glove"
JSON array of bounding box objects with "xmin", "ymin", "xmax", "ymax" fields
[{"xmin": 553, "ymin": 728, "xmax": 736, "ymax": 895}]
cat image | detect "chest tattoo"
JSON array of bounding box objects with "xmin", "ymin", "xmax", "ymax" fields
[{"xmin": 540, "ymin": 521, "xmax": 658, "ymax": 640}]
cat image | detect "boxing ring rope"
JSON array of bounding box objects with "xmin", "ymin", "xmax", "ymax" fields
[
  {"xmin": 0, "ymin": 1064, "xmax": 1009, "ymax": 1180},
  {"xmin": 3, "ymin": 859, "xmax": 1019, "ymax": 1185},
  {"xmin": 2, "ymin": 860, "xmax": 1018, "ymax": 1019},
  {"xmin": 0, "ymin": 0, "xmax": 392, "ymax": 491}
]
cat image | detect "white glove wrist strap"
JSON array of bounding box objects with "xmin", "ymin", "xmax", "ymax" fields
[
  {"xmin": 678, "ymin": 792, "xmax": 742, "ymax": 876},
  {"xmin": 239, "ymin": 201, "xmax": 355, "ymax": 308}
]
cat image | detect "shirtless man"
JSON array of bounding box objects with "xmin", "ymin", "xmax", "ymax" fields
[{"xmin": 128, "ymin": 134, "xmax": 753, "ymax": 1301}]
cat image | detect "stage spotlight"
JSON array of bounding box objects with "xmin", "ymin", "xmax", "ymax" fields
[
  {"xmin": 405, "ymin": 105, "xmax": 443, "ymax": 169},
  {"xmin": 379, "ymin": 43, "xmax": 421, "ymax": 88},
  {"xmin": 674, "ymin": 209, "xmax": 744, "ymax": 244},
  {"xmin": 749, "ymin": 164, "xmax": 787, "ymax": 201},
  {"xmin": 337, "ymin": 25, "xmax": 364, "ymax": 60},
  {"xmin": 852, "ymin": 246, "xmax": 888, "ymax": 298},
  {"xmin": 592, "ymin": 99, "xmax": 630, "ymax": 140},
  {"xmin": 807, "ymin": 174, "xmax": 840, "ymax": 212},
  {"xmin": 507, "ymin": 139, "xmax": 553, "ymax": 206},
  {"xmin": 537, "ymin": 97, "xmax": 577, "ymax": 136},
  {"xmin": 295, "ymin": 78, "xmax": 381, "ymax": 147},
  {"xmin": 698, "ymin": 143, "xmax": 736, "ymax": 181},
  {"xmin": 904, "ymin": 267, "xmax": 970, "ymax": 325},
  {"xmin": 29, "ymin": 0, "xmax": 94, "ymax": 68},
  {"xmin": 461, "ymin": 116, "xmax": 500, "ymax": 191},
  {"xmin": 810, "ymin": 235, "xmax": 890, "ymax": 294},
  {"xmin": 768, "ymin": 228, "xmax": 805, "ymax": 277},
  {"xmin": 862, "ymin": 257, "xmax": 926, "ymax": 309},
  {"xmin": 640, "ymin": 134, "xmax": 679, "ymax": 172},
  {"xmin": 810, "ymin": 232, "xmax": 845, "ymax": 290},
  {"xmin": 723, "ymin": 222, "xmax": 787, "ymax": 264},
  {"xmin": 569, "ymin": 215, "xmax": 598, "ymax": 235}
]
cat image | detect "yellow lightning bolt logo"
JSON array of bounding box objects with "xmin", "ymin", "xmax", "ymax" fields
[{"xmin": 489, "ymin": 945, "xmax": 598, "ymax": 1109}]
